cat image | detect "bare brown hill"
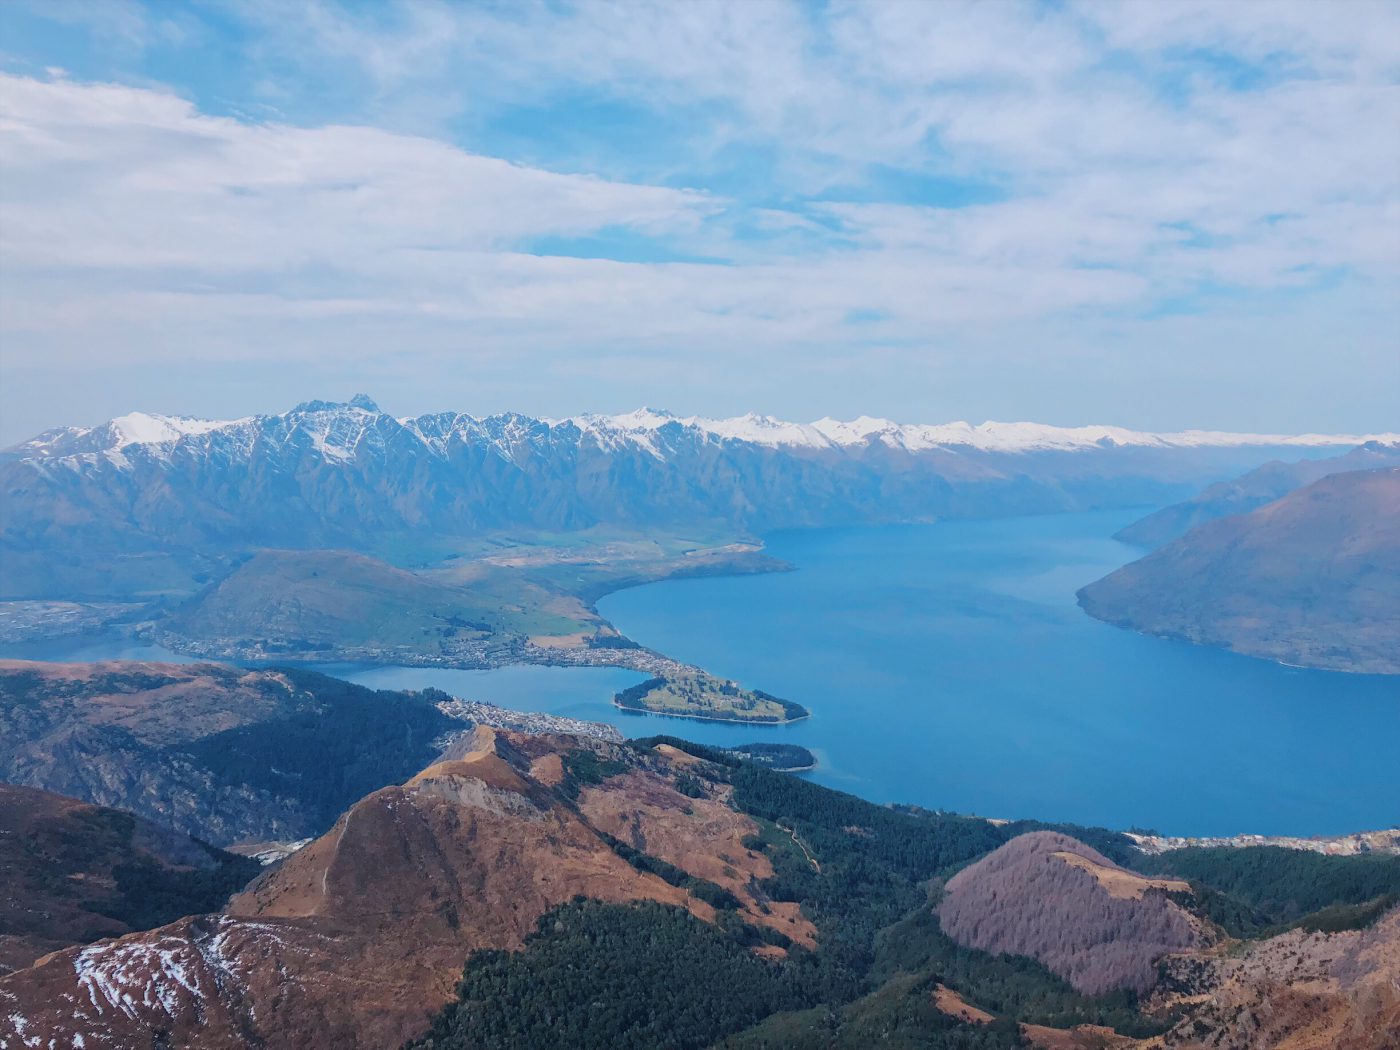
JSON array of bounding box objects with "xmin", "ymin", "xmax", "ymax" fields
[
  {"xmin": 1079, "ymin": 467, "xmax": 1400, "ymax": 674},
  {"xmin": 1158, "ymin": 904, "xmax": 1400, "ymax": 1049},
  {"xmin": 0, "ymin": 784, "xmax": 258, "ymax": 975},
  {"xmin": 0, "ymin": 659, "xmax": 455, "ymax": 845},
  {"xmin": 0, "ymin": 728, "xmax": 812, "ymax": 1050},
  {"xmin": 938, "ymin": 831, "xmax": 1208, "ymax": 995}
]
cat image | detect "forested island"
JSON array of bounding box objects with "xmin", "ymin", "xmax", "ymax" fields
[{"xmin": 613, "ymin": 671, "xmax": 810, "ymax": 723}]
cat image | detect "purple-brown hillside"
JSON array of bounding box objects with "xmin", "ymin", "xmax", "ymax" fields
[{"xmin": 938, "ymin": 831, "xmax": 1206, "ymax": 995}]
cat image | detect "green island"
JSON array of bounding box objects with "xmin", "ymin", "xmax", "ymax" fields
[{"xmin": 613, "ymin": 671, "xmax": 810, "ymax": 724}]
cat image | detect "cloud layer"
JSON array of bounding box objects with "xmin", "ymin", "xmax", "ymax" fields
[{"xmin": 0, "ymin": 0, "xmax": 1397, "ymax": 439}]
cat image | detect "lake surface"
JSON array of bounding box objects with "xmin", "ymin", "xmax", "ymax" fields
[
  {"xmin": 6, "ymin": 509, "xmax": 1395, "ymax": 837},
  {"xmin": 598, "ymin": 510, "xmax": 1400, "ymax": 838}
]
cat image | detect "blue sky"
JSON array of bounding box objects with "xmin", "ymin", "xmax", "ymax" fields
[{"xmin": 1, "ymin": 0, "xmax": 1397, "ymax": 441}]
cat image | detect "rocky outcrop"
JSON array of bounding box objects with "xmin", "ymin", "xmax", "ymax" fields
[
  {"xmin": 1080, "ymin": 467, "xmax": 1400, "ymax": 674},
  {"xmin": 1159, "ymin": 905, "xmax": 1400, "ymax": 1049}
]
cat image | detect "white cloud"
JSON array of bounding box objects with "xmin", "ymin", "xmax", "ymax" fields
[
  {"xmin": 0, "ymin": 73, "xmax": 715, "ymax": 276},
  {"xmin": 0, "ymin": 1, "xmax": 1397, "ymax": 439}
]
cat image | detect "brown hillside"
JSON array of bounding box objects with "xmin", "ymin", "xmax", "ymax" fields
[
  {"xmin": 0, "ymin": 784, "xmax": 256, "ymax": 975},
  {"xmin": 0, "ymin": 728, "xmax": 809, "ymax": 1050},
  {"xmin": 1159, "ymin": 905, "xmax": 1400, "ymax": 1049},
  {"xmin": 938, "ymin": 831, "xmax": 1207, "ymax": 995}
]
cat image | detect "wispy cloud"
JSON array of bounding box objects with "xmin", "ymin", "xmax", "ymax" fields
[{"xmin": 0, "ymin": 0, "xmax": 1396, "ymax": 439}]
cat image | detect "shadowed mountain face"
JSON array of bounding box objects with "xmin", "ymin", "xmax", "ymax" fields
[
  {"xmin": 0, "ymin": 784, "xmax": 259, "ymax": 976},
  {"xmin": 938, "ymin": 831, "xmax": 1207, "ymax": 995},
  {"xmin": 0, "ymin": 659, "xmax": 456, "ymax": 845},
  {"xmin": 1079, "ymin": 468, "xmax": 1400, "ymax": 674},
  {"xmin": 1, "ymin": 396, "xmax": 1374, "ymax": 601},
  {"xmin": 1114, "ymin": 441, "xmax": 1400, "ymax": 549}
]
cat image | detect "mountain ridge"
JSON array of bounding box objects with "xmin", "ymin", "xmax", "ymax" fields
[
  {"xmin": 1113, "ymin": 441, "xmax": 1400, "ymax": 549},
  {"xmin": 10, "ymin": 396, "xmax": 1395, "ymax": 462},
  {"xmin": 5, "ymin": 396, "xmax": 1387, "ymax": 607}
]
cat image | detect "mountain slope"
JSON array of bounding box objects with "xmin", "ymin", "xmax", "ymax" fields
[
  {"xmin": 0, "ymin": 785, "xmax": 258, "ymax": 975},
  {"xmin": 1079, "ymin": 468, "xmax": 1400, "ymax": 674},
  {"xmin": 0, "ymin": 728, "xmax": 817, "ymax": 1050},
  {"xmin": 4, "ymin": 396, "xmax": 1387, "ymax": 602},
  {"xmin": 1115, "ymin": 441, "xmax": 1400, "ymax": 548},
  {"xmin": 0, "ymin": 659, "xmax": 456, "ymax": 844},
  {"xmin": 937, "ymin": 831, "xmax": 1207, "ymax": 995},
  {"xmin": 2, "ymin": 723, "xmax": 1395, "ymax": 1050}
]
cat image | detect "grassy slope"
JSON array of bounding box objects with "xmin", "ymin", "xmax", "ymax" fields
[{"xmin": 160, "ymin": 530, "xmax": 780, "ymax": 658}]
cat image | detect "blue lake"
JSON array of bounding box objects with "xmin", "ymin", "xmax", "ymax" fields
[
  {"xmin": 597, "ymin": 510, "xmax": 1400, "ymax": 838},
  {"xmin": 6, "ymin": 508, "xmax": 1396, "ymax": 837}
]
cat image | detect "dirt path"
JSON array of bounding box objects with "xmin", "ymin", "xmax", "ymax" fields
[{"xmin": 778, "ymin": 823, "xmax": 821, "ymax": 873}]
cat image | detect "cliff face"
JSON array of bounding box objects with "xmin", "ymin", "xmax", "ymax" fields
[
  {"xmin": 0, "ymin": 729, "xmax": 812, "ymax": 1050},
  {"xmin": 938, "ymin": 831, "xmax": 1208, "ymax": 995},
  {"xmin": 0, "ymin": 784, "xmax": 257, "ymax": 976},
  {"xmin": 1080, "ymin": 467, "xmax": 1400, "ymax": 674},
  {"xmin": 0, "ymin": 659, "xmax": 455, "ymax": 845}
]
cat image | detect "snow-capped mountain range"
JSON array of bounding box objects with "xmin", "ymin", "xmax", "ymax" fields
[
  {"xmin": 12, "ymin": 395, "xmax": 1394, "ymax": 467},
  {"xmin": 3, "ymin": 395, "xmax": 1393, "ymax": 602}
]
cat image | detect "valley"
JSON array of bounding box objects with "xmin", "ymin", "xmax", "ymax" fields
[
  {"xmin": 5, "ymin": 5, "xmax": 1395, "ymax": 1046},
  {"xmin": 1, "ymin": 402, "xmax": 1396, "ymax": 1048},
  {"xmin": 9, "ymin": 504, "xmax": 1398, "ymax": 837}
]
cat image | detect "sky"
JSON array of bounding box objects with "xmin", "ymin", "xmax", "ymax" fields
[{"xmin": 0, "ymin": 0, "xmax": 1397, "ymax": 443}]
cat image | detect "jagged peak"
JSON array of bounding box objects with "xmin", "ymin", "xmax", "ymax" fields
[
  {"xmin": 290, "ymin": 395, "xmax": 382, "ymax": 415},
  {"xmin": 11, "ymin": 396, "xmax": 1398, "ymax": 466}
]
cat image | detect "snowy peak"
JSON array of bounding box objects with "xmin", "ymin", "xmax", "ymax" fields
[
  {"xmin": 8, "ymin": 399, "xmax": 1397, "ymax": 469},
  {"xmin": 108, "ymin": 412, "xmax": 229, "ymax": 448},
  {"xmin": 555, "ymin": 410, "xmax": 1398, "ymax": 454}
]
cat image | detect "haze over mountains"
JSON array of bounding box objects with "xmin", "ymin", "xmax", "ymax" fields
[{"xmin": 1113, "ymin": 442, "xmax": 1400, "ymax": 549}]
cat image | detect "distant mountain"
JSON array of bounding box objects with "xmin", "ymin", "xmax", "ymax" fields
[
  {"xmin": 0, "ymin": 784, "xmax": 257, "ymax": 975},
  {"xmin": 1115, "ymin": 441, "xmax": 1400, "ymax": 548},
  {"xmin": 938, "ymin": 830, "xmax": 1208, "ymax": 995},
  {"xmin": 1079, "ymin": 468, "xmax": 1400, "ymax": 674},
  {"xmin": 3, "ymin": 395, "xmax": 1389, "ymax": 601},
  {"xmin": 0, "ymin": 659, "xmax": 456, "ymax": 844}
]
